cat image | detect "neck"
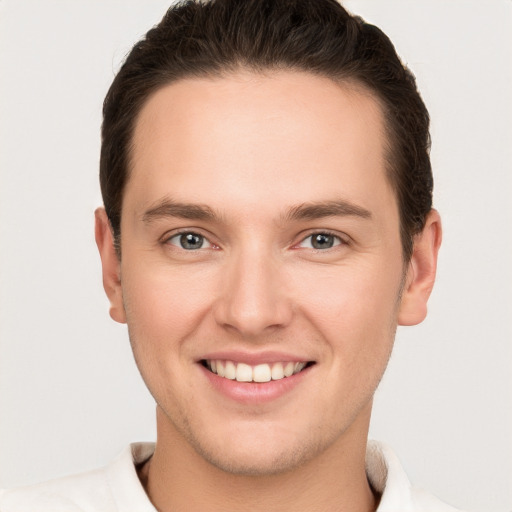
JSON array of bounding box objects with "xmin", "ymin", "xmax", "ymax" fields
[{"xmin": 139, "ymin": 406, "xmax": 378, "ymax": 512}]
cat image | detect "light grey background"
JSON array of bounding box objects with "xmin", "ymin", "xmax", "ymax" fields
[{"xmin": 1, "ymin": 1, "xmax": 511, "ymax": 511}]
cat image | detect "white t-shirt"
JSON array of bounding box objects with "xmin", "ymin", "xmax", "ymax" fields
[{"xmin": 0, "ymin": 441, "xmax": 464, "ymax": 511}]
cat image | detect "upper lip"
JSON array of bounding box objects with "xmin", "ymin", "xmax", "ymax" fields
[{"xmin": 199, "ymin": 350, "xmax": 314, "ymax": 365}]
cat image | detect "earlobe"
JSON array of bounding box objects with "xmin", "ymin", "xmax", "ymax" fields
[
  {"xmin": 398, "ymin": 209, "xmax": 442, "ymax": 326},
  {"xmin": 94, "ymin": 207, "xmax": 126, "ymax": 324}
]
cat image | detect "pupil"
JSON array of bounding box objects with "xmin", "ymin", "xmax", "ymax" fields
[
  {"xmin": 180, "ymin": 233, "xmax": 203, "ymax": 250},
  {"xmin": 312, "ymin": 233, "xmax": 334, "ymax": 249}
]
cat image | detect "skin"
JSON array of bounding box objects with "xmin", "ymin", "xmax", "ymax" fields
[{"xmin": 96, "ymin": 70, "xmax": 441, "ymax": 512}]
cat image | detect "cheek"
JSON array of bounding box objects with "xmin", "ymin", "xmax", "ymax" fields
[
  {"xmin": 280, "ymin": 261, "xmax": 401, "ymax": 427},
  {"xmin": 120, "ymin": 261, "xmax": 216, "ymax": 357},
  {"xmin": 289, "ymin": 259, "xmax": 402, "ymax": 351},
  {"xmin": 120, "ymin": 263, "xmax": 215, "ymax": 405}
]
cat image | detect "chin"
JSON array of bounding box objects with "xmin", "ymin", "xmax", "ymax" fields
[
  {"xmin": 178, "ymin": 416, "xmax": 333, "ymax": 477},
  {"xmin": 194, "ymin": 440, "xmax": 316, "ymax": 476}
]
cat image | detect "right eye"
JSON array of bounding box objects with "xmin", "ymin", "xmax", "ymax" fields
[{"xmin": 166, "ymin": 232, "xmax": 212, "ymax": 250}]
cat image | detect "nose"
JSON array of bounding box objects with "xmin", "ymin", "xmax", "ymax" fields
[{"xmin": 213, "ymin": 247, "xmax": 293, "ymax": 338}]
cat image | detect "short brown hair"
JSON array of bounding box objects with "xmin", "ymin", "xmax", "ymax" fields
[{"xmin": 100, "ymin": 0, "xmax": 432, "ymax": 260}]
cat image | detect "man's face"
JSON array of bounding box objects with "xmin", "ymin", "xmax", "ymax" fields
[{"xmin": 112, "ymin": 71, "xmax": 409, "ymax": 474}]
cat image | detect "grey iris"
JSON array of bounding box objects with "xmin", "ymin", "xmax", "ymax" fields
[
  {"xmin": 180, "ymin": 233, "xmax": 204, "ymax": 250},
  {"xmin": 311, "ymin": 233, "xmax": 335, "ymax": 249}
]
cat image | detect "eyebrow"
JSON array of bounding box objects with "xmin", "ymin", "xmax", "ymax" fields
[
  {"xmin": 141, "ymin": 198, "xmax": 372, "ymax": 225},
  {"xmin": 284, "ymin": 200, "xmax": 372, "ymax": 222},
  {"xmin": 142, "ymin": 198, "xmax": 221, "ymax": 224}
]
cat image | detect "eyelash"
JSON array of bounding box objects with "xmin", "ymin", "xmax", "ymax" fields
[{"xmin": 164, "ymin": 230, "xmax": 347, "ymax": 252}]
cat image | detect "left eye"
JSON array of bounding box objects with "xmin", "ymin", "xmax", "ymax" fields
[
  {"xmin": 299, "ymin": 233, "xmax": 342, "ymax": 250},
  {"xmin": 167, "ymin": 232, "xmax": 211, "ymax": 250}
]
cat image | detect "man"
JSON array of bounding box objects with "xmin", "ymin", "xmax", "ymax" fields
[{"xmin": 0, "ymin": 0, "xmax": 463, "ymax": 510}]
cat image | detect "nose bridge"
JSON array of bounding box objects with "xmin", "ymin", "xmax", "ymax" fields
[{"xmin": 214, "ymin": 241, "xmax": 292, "ymax": 336}]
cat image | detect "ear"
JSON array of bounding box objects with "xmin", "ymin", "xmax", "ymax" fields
[
  {"xmin": 94, "ymin": 207, "xmax": 126, "ymax": 324},
  {"xmin": 398, "ymin": 209, "xmax": 442, "ymax": 326}
]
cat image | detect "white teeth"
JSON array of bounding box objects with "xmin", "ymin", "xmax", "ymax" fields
[
  {"xmin": 253, "ymin": 364, "xmax": 271, "ymax": 383},
  {"xmin": 216, "ymin": 360, "xmax": 226, "ymax": 377},
  {"xmin": 271, "ymin": 362, "xmax": 284, "ymax": 380},
  {"xmin": 225, "ymin": 361, "xmax": 236, "ymax": 380},
  {"xmin": 236, "ymin": 363, "xmax": 253, "ymax": 382},
  {"xmin": 206, "ymin": 359, "xmax": 309, "ymax": 382},
  {"xmin": 294, "ymin": 362, "xmax": 306, "ymax": 374},
  {"xmin": 283, "ymin": 362, "xmax": 295, "ymax": 377}
]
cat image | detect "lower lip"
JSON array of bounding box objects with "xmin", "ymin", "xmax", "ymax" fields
[{"xmin": 199, "ymin": 363, "xmax": 313, "ymax": 405}]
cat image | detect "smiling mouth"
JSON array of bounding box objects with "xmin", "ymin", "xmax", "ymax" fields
[{"xmin": 201, "ymin": 359, "xmax": 315, "ymax": 383}]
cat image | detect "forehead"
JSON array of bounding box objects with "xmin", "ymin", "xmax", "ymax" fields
[{"xmin": 127, "ymin": 70, "xmax": 395, "ymax": 221}]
